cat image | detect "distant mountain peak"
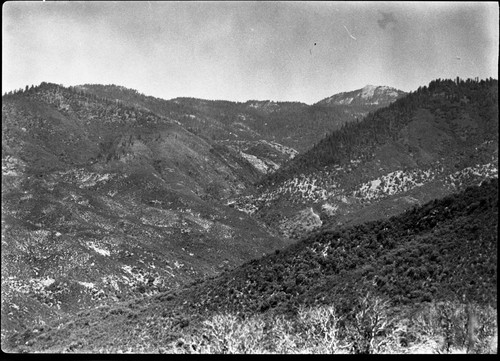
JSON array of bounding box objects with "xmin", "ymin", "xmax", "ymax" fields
[
  {"xmin": 360, "ymin": 84, "xmax": 378, "ymax": 98},
  {"xmin": 316, "ymin": 85, "xmax": 406, "ymax": 107}
]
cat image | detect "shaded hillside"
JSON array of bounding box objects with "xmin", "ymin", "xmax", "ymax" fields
[
  {"xmin": 6, "ymin": 179, "xmax": 497, "ymax": 353},
  {"xmin": 264, "ymin": 78, "xmax": 498, "ymax": 184},
  {"xmin": 1, "ymin": 83, "xmax": 289, "ymax": 340},
  {"xmin": 246, "ymin": 78, "xmax": 498, "ymax": 238}
]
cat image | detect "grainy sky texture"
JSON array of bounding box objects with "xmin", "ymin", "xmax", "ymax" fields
[{"xmin": 2, "ymin": 1, "xmax": 498, "ymax": 104}]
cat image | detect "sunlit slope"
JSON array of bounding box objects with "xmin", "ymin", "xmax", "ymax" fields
[{"xmin": 1, "ymin": 83, "xmax": 288, "ymax": 339}]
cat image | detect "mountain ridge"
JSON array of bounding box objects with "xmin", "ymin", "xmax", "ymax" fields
[{"xmin": 69, "ymin": 82, "xmax": 405, "ymax": 174}]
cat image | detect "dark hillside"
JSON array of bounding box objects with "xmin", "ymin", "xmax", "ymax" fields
[
  {"xmin": 263, "ymin": 78, "xmax": 498, "ymax": 185},
  {"xmin": 183, "ymin": 178, "xmax": 498, "ymax": 315},
  {"xmin": 244, "ymin": 78, "xmax": 498, "ymax": 239}
]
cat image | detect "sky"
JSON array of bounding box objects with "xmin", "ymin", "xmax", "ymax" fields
[{"xmin": 2, "ymin": 1, "xmax": 499, "ymax": 104}]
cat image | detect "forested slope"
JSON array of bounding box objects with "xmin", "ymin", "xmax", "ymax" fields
[{"xmin": 244, "ymin": 78, "xmax": 498, "ymax": 238}]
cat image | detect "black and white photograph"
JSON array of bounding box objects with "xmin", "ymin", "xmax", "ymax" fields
[{"xmin": 1, "ymin": 1, "xmax": 498, "ymax": 354}]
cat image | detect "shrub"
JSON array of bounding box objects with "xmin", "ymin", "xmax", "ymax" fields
[
  {"xmin": 406, "ymin": 301, "xmax": 498, "ymax": 354},
  {"xmin": 293, "ymin": 305, "xmax": 341, "ymax": 353},
  {"xmin": 343, "ymin": 293, "xmax": 395, "ymax": 354},
  {"xmin": 173, "ymin": 314, "xmax": 267, "ymax": 354}
]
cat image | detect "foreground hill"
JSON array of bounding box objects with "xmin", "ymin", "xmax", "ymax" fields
[
  {"xmin": 6, "ymin": 179, "xmax": 497, "ymax": 353},
  {"xmin": 1, "ymin": 83, "xmax": 289, "ymax": 339},
  {"xmin": 243, "ymin": 78, "xmax": 498, "ymax": 238}
]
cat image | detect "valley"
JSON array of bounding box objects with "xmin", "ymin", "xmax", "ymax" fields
[{"xmin": 1, "ymin": 78, "xmax": 497, "ymax": 353}]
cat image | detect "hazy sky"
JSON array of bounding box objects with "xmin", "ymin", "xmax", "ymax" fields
[{"xmin": 2, "ymin": 1, "xmax": 498, "ymax": 104}]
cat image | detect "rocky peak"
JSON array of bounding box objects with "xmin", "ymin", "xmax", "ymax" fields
[{"xmin": 316, "ymin": 85, "xmax": 406, "ymax": 107}]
